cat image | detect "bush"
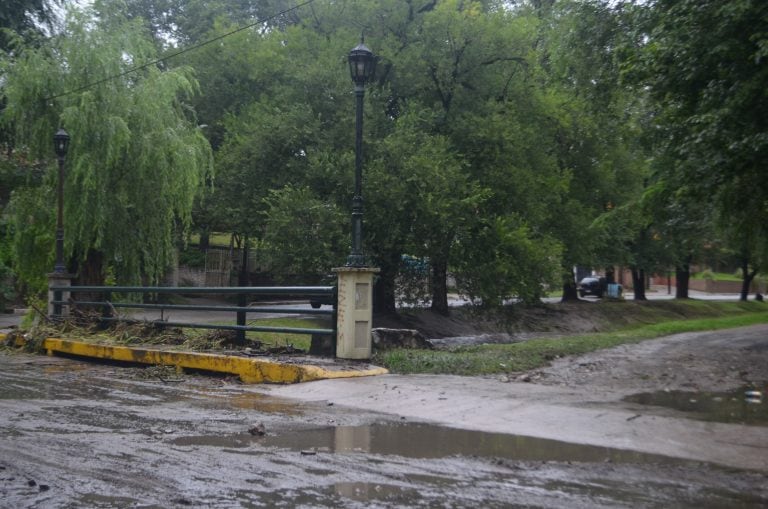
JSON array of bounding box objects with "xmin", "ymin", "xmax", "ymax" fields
[{"xmin": 178, "ymin": 248, "xmax": 207, "ymax": 268}]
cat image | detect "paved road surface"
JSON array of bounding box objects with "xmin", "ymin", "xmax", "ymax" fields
[{"xmin": 1, "ymin": 341, "xmax": 766, "ymax": 508}]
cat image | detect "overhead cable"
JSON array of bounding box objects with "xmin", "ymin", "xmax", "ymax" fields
[{"xmin": 44, "ymin": 0, "xmax": 317, "ymax": 101}]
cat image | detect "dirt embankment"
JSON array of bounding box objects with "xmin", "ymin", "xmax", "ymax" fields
[{"xmin": 373, "ymin": 300, "xmax": 763, "ymax": 339}]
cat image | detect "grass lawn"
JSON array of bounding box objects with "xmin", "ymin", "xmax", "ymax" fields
[
  {"xmin": 374, "ymin": 302, "xmax": 768, "ymax": 376},
  {"xmin": 690, "ymin": 271, "xmax": 743, "ymax": 282},
  {"xmin": 185, "ymin": 317, "xmax": 329, "ymax": 351},
  {"xmin": 189, "ymin": 232, "xmax": 233, "ymax": 247}
]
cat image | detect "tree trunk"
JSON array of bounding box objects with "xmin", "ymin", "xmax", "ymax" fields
[
  {"xmin": 740, "ymin": 257, "xmax": 757, "ymax": 302},
  {"xmin": 561, "ymin": 279, "xmax": 579, "ymax": 302},
  {"xmin": 559, "ymin": 262, "xmax": 579, "ymax": 302},
  {"xmin": 73, "ymin": 249, "xmax": 105, "ymax": 313},
  {"xmin": 631, "ymin": 267, "xmax": 646, "ymax": 300},
  {"xmin": 198, "ymin": 231, "xmax": 210, "ymax": 251},
  {"xmin": 238, "ymin": 239, "xmax": 249, "ymax": 286},
  {"xmin": 675, "ymin": 256, "xmax": 691, "ymax": 299},
  {"xmin": 373, "ymin": 252, "xmax": 399, "ymax": 315},
  {"xmin": 430, "ymin": 258, "xmax": 449, "ymax": 315},
  {"xmin": 560, "ymin": 264, "xmax": 579, "ymax": 302},
  {"xmin": 76, "ymin": 249, "xmax": 104, "ymax": 286}
]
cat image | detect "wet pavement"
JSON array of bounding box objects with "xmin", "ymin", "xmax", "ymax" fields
[{"xmin": 1, "ymin": 353, "xmax": 767, "ymax": 508}]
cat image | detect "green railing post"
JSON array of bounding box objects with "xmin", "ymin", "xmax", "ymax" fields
[{"xmin": 236, "ymin": 292, "xmax": 247, "ymax": 344}]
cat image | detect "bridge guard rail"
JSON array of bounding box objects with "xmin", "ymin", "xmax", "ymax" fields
[{"xmin": 48, "ymin": 285, "xmax": 337, "ymax": 347}]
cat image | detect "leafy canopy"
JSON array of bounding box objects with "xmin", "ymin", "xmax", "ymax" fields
[{"xmin": 2, "ymin": 7, "xmax": 212, "ymax": 287}]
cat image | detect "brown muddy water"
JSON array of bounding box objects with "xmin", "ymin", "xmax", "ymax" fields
[
  {"xmin": 172, "ymin": 423, "xmax": 686, "ymax": 464},
  {"xmin": 624, "ymin": 383, "xmax": 768, "ymax": 425},
  {"xmin": 1, "ymin": 353, "xmax": 767, "ymax": 508}
]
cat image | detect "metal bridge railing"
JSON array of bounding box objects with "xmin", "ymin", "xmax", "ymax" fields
[{"xmin": 48, "ymin": 285, "xmax": 337, "ymax": 344}]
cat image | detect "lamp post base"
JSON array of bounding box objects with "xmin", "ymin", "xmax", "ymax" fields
[
  {"xmin": 345, "ymin": 254, "xmax": 366, "ymax": 267},
  {"xmin": 333, "ymin": 266, "xmax": 379, "ymax": 359},
  {"xmin": 47, "ymin": 272, "xmax": 75, "ymax": 321}
]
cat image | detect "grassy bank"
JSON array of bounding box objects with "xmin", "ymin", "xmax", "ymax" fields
[{"xmin": 374, "ymin": 302, "xmax": 768, "ymax": 376}]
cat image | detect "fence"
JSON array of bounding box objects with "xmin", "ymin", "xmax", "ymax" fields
[{"xmin": 48, "ymin": 285, "xmax": 336, "ymax": 346}]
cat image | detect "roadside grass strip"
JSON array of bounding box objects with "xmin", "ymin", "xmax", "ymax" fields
[{"xmin": 375, "ymin": 311, "xmax": 768, "ymax": 376}]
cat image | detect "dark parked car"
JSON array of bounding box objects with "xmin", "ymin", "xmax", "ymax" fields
[
  {"xmin": 310, "ymin": 275, "xmax": 336, "ymax": 308},
  {"xmin": 578, "ymin": 276, "xmax": 605, "ymax": 298},
  {"xmin": 310, "ymin": 294, "xmax": 335, "ymax": 309}
]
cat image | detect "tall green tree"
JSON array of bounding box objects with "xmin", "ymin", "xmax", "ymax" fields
[
  {"xmin": 536, "ymin": 0, "xmax": 647, "ymax": 301},
  {"xmin": 0, "ymin": 0, "xmax": 61, "ymax": 52},
  {"xmin": 2, "ymin": 8, "xmax": 212, "ymax": 288},
  {"xmin": 261, "ymin": 185, "xmax": 347, "ymax": 283},
  {"xmin": 629, "ymin": 0, "xmax": 768, "ymax": 299},
  {"xmin": 196, "ymin": 0, "xmax": 575, "ymax": 310},
  {"xmin": 364, "ymin": 0, "xmax": 569, "ymax": 307}
]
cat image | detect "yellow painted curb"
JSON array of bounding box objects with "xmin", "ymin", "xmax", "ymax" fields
[{"xmin": 1, "ymin": 333, "xmax": 387, "ymax": 384}]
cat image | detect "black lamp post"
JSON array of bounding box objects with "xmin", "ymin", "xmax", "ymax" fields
[
  {"xmin": 346, "ymin": 39, "xmax": 375, "ymax": 267},
  {"xmin": 53, "ymin": 128, "xmax": 70, "ymax": 274}
]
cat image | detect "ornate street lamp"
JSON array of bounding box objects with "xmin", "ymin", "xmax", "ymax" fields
[
  {"xmin": 53, "ymin": 128, "xmax": 70, "ymax": 274},
  {"xmin": 346, "ymin": 39, "xmax": 375, "ymax": 267},
  {"xmin": 50, "ymin": 128, "xmax": 70, "ymax": 320}
]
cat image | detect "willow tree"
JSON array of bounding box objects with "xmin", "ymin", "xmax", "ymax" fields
[{"xmin": 1, "ymin": 8, "xmax": 212, "ymax": 288}]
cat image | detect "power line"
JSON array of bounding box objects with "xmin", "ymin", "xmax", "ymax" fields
[{"xmin": 44, "ymin": 0, "xmax": 317, "ymax": 102}]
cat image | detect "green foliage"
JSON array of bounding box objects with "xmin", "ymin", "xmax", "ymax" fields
[
  {"xmin": 8, "ymin": 0, "xmax": 745, "ymax": 309},
  {"xmin": 177, "ymin": 248, "xmax": 206, "ymax": 269},
  {"xmin": 5, "ymin": 182, "xmax": 54, "ymax": 291},
  {"xmin": 455, "ymin": 216, "xmax": 562, "ymax": 305},
  {"xmin": 261, "ymin": 186, "xmax": 347, "ymax": 283},
  {"xmin": 395, "ymin": 255, "xmax": 431, "ymax": 307},
  {"xmin": 2, "ymin": 8, "xmax": 212, "ymax": 287},
  {"xmin": 0, "ymin": 0, "xmax": 61, "ymax": 51},
  {"xmin": 628, "ymin": 0, "xmax": 768, "ymax": 281},
  {"xmin": 534, "ymin": 0, "xmax": 648, "ymax": 292}
]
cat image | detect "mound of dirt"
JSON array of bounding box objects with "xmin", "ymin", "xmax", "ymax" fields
[{"xmin": 373, "ymin": 300, "xmax": 757, "ymax": 340}]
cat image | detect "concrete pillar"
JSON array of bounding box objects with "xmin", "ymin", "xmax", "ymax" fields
[
  {"xmin": 47, "ymin": 273, "xmax": 74, "ymax": 320},
  {"xmin": 333, "ymin": 266, "xmax": 379, "ymax": 360}
]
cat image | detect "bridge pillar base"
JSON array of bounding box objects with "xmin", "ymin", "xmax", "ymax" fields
[{"xmin": 333, "ymin": 266, "xmax": 379, "ymax": 360}]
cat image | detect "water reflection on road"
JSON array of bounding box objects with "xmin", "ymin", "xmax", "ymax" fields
[{"xmin": 1, "ymin": 354, "xmax": 766, "ymax": 508}]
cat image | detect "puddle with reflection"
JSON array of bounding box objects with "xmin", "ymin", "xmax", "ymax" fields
[
  {"xmin": 218, "ymin": 392, "xmax": 303, "ymax": 415},
  {"xmin": 172, "ymin": 422, "xmax": 685, "ymax": 464},
  {"xmin": 623, "ymin": 384, "xmax": 767, "ymax": 425},
  {"xmin": 171, "ymin": 433, "xmax": 257, "ymax": 448},
  {"xmin": 161, "ymin": 385, "xmax": 304, "ymax": 415}
]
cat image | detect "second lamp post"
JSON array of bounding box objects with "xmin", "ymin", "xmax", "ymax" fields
[
  {"xmin": 53, "ymin": 128, "xmax": 70, "ymax": 274},
  {"xmin": 346, "ymin": 39, "xmax": 376, "ymax": 267}
]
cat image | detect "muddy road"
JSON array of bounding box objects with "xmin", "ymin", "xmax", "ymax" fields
[{"xmin": 1, "ymin": 325, "xmax": 768, "ymax": 507}]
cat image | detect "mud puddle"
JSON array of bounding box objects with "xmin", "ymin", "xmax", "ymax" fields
[
  {"xmin": 624, "ymin": 383, "xmax": 767, "ymax": 425},
  {"xmin": 173, "ymin": 422, "xmax": 687, "ymax": 465}
]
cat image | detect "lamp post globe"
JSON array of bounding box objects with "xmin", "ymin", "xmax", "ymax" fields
[
  {"xmin": 348, "ymin": 41, "xmax": 375, "ymax": 85},
  {"xmin": 346, "ymin": 39, "xmax": 375, "ymax": 267},
  {"xmin": 54, "ymin": 128, "xmax": 70, "ymax": 159}
]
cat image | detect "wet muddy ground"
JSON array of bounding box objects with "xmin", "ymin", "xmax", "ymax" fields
[{"xmin": 2, "ymin": 342, "xmax": 768, "ymax": 508}]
